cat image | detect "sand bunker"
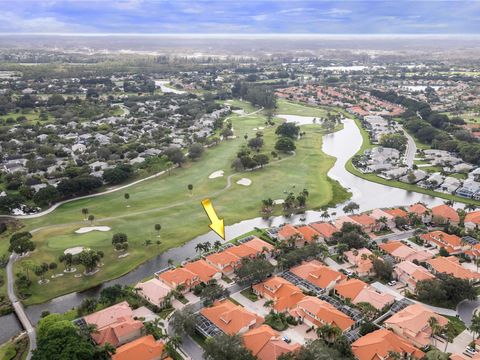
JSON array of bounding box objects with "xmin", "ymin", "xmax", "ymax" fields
[
  {"xmin": 64, "ymin": 246, "xmax": 85, "ymax": 256},
  {"xmin": 75, "ymin": 226, "xmax": 111, "ymax": 234},
  {"xmin": 273, "ymin": 199, "xmax": 285, "ymax": 205},
  {"xmin": 259, "ymin": 127, "xmax": 265, "ymax": 130},
  {"xmin": 236, "ymin": 178, "xmax": 252, "ymax": 186},
  {"xmin": 209, "ymin": 170, "xmax": 224, "ymax": 179}
]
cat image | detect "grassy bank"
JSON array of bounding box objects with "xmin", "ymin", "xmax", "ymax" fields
[{"xmin": 6, "ymin": 100, "xmax": 350, "ymax": 305}]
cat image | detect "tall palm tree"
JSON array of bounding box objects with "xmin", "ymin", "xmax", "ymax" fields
[
  {"xmin": 443, "ymin": 322, "xmax": 456, "ymax": 352},
  {"xmin": 470, "ymin": 311, "xmax": 480, "ymax": 340},
  {"xmin": 213, "ymin": 241, "xmax": 222, "ymax": 251},
  {"xmin": 195, "ymin": 243, "xmax": 204, "ymax": 254},
  {"xmin": 81, "ymin": 208, "xmax": 89, "ymax": 221},
  {"xmin": 428, "ymin": 316, "xmax": 439, "ymax": 346}
]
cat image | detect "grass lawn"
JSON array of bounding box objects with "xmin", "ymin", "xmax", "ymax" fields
[
  {"xmin": 345, "ymin": 120, "xmax": 480, "ymax": 207},
  {"xmin": 450, "ymin": 173, "xmax": 468, "ymax": 180},
  {"xmin": 445, "ymin": 315, "xmax": 466, "ymax": 337},
  {"xmin": 240, "ymin": 288, "xmax": 258, "ymax": 302},
  {"xmin": 0, "ymin": 109, "xmax": 52, "ymax": 126},
  {"xmin": 276, "ymin": 99, "xmax": 331, "ymax": 118},
  {"xmin": 0, "ymin": 335, "xmax": 28, "ymax": 360},
  {"xmin": 8, "ymin": 100, "xmax": 350, "ymax": 305}
]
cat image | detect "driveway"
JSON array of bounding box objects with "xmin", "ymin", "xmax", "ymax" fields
[
  {"xmin": 230, "ymin": 291, "xmax": 269, "ymax": 316},
  {"xmin": 280, "ymin": 324, "xmax": 317, "ymax": 345},
  {"xmin": 436, "ymin": 329, "xmax": 474, "ymax": 355}
]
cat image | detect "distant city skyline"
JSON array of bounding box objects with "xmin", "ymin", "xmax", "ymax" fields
[{"xmin": 0, "ymin": 0, "xmax": 479, "ymax": 35}]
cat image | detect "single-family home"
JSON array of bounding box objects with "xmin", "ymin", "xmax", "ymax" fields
[
  {"xmin": 465, "ymin": 211, "xmax": 480, "ymax": 231},
  {"xmin": 290, "ymin": 260, "xmax": 346, "ymax": 292},
  {"xmin": 369, "ymin": 209, "xmax": 395, "ymax": 229},
  {"xmin": 393, "ymin": 261, "xmax": 435, "ymax": 291},
  {"xmin": 276, "ymin": 224, "xmax": 302, "ymax": 243},
  {"xmin": 83, "ymin": 301, "xmax": 144, "ymax": 347},
  {"xmin": 290, "ymin": 296, "xmax": 354, "ymax": 332},
  {"xmin": 334, "ymin": 279, "xmax": 395, "ymax": 310},
  {"xmin": 200, "ymin": 299, "xmax": 264, "ymax": 335},
  {"xmin": 135, "ymin": 278, "xmax": 172, "ymax": 308},
  {"xmin": 408, "ymin": 203, "xmax": 431, "ymax": 223},
  {"xmin": 205, "ymin": 250, "xmax": 241, "ymax": 276},
  {"xmin": 427, "ymin": 256, "xmax": 480, "ymax": 282},
  {"xmin": 112, "ymin": 335, "xmax": 169, "ymax": 360},
  {"xmin": 252, "ymin": 276, "xmax": 305, "ymax": 313},
  {"xmin": 183, "ymin": 259, "xmax": 222, "ymax": 284},
  {"xmin": 431, "ymin": 204, "xmax": 460, "ymax": 225},
  {"xmin": 240, "ymin": 237, "xmax": 275, "ymax": 259},
  {"xmin": 384, "ymin": 303, "xmax": 448, "ymax": 348},
  {"xmin": 352, "ymin": 329, "xmax": 425, "ymax": 360},
  {"xmin": 308, "ymin": 222, "xmax": 338, "ymax": 242},
  {"xmin": 344, "ymin": 248, "xmax": 374, "ymax": 276},
  {"xmin": 242, "ymin": 325, "xmax": 301, "ymax": 360},
  {"xmin": 420, "ymin": 231, "xmax": 463, "ymax": 254},
  {"xmin": 296, "ymin": 225, "xmax": 321, "ymax": 244},
  {"xmin": 157, "ymin": 267, "xmax": 200, "ymax": 292}
]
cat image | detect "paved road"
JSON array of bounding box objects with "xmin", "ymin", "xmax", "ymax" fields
[
  {"xmin": 403, "ymin": 129, "xmax": 417, "ymax": 168},
  {"xmin": 7, "ymin": 254, "xmax": 36, "ymax": 359},
  {"xmin": 457, "ymin": 298, "xmax": 480, "ymax": 326}
]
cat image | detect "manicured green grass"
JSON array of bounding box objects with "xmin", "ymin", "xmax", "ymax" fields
[
  {"xmin": 9, "ymin": 101, "xmax": 350, "ymax": 305},
  {"xmin": 445, "ymin": 315, "xmax": 466, "ymax": 337},
  {"xmin": 240, "ymin": 288, "xmax": 258, "ymax": 302},
  {"xmin": 276, "ymin": 99, "xmax": 330, "ymax": 117},
  {"xmin": 0, "ymin": 335, "xmax": 28, "ymax": 360},
  {"xmin": 345, "ymin": 120, "xmax": 480, "ymax": 207},
  {"xmin": 0, "ymin": 110, "xmax": 52, "ymax": 125},
  {"xmin": 449, "ymin": 173, "xmax": 468, "ymax": 180}
]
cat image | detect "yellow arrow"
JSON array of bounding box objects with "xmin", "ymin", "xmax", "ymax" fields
[{"xmin": 201, "ymin": 198, "xmax": 225, "ymax": 240}]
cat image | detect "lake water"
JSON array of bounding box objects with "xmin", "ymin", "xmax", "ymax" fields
[
  {"xmin": 154, "ymin": 80, "xmax": 186, "ymax": 94},
  {"xmin": 276, "ymin": 114, "xmax": 321, "ymax": 125},
  {"xmin": 0, "ymin": 118, "xmax": 450, "ymax": 342}
]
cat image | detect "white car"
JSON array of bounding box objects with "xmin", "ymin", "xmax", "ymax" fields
[{"xmin": 387, "ymin": 281, "xmax": 397, "ymax": 286}]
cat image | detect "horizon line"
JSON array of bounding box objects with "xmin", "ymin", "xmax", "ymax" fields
[{"xmin": 1, "ymin": 32, "xmax": 480, "ymax": 38}]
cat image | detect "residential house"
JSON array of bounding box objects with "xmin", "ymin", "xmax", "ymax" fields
[
  {"xmin": 341, "ymin": 214, "xmax": 379, "ymax": 233},
  {"xmin": 276, "ymin": 224, "xmax": 303, "ymax": 245},
  {"xmin": 242, "ymin": 325, "xmax": 301, "ymax": 360},
  {"xmin": 344, "ymin": 248, "xmax": 374, "ymax": 276},
  {"xmin": 427, "ymin": 256, "xmax": 480, "ymax": 282},
  {"xmin": 112, "ymin": 335, "xmax": 169, "ymax": 360},
  {"xmin": 200, "ymin": 299, "xmax": 264, "ymax": 335},
  {"xmin": 296, "ymin": 225, "xmax": 321, "ymax": 244},
  {"xmin": 352, "ymin": 329, "xmax": 425, "ymax": 360},
  {"xmin": 135, "ymin": 278, "xmax": 172, "ymax": 308},
  {"xmin": 156, "ymin": 267, "xmax": 200, "ymax": 292},
  {"xmin": 384, "ymin": 303, "xmax": 448, "ymax": 348},
  {"xmin": 290, "ymin": 296, "xmax": 354, "ymax": 332},
  {"xmin": 383, "ymin": 208, "xmax": 409, "ymax": 220},
  {"xmin": 205, "ymin": 250, "xmax": 241, "ymax": 276},
  {"xmin": 369, "ymin": 209, "xmax": 395, "ymax": 229},
  {"xmin": 408, "ymin": 203, "xmax": 432, "ymax": 223},
  {"xmin": 379, "ymin": 241, "xmax": 434, "ymax": 263},
  {"xmin": 83, "ymin": 301, "xmax": 144, "ymax": 347},
  {"xmin": 334, "ymin": 279, "xmax": 395, "ymax": 310},
  {"xmin": 308, "ymin": 222, "xmax": 338, "ymax": 242},
  {"xmin": 431, "ymin": 204, "xmax": 460, "ymax": 225},
  {"xmin": 465, "ymin": 211, "xmax": 480, "ymax": 230},
  {"xmin": 183, "ymin": 259, "xmax": 222, "ymax": 284},
  {"xmin": 252, "ymin": 276, "xmax": 305, "ymax": 313},
  {"xmin": 290, "ymin": 260, "xmax": 346, "ymax": 293},
  {"xmin": 393, "ymin": 261, "xmax": 435, "ymax": 291},
  {"xmin": 420, "ymin": 231, "xmax": 463, "ymax": 254},
  {"xmin": 241, "ymin": 237, "xmax": 275, "ymax": 259}
]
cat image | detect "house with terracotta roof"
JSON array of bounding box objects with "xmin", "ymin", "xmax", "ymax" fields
[
  {"xmin": 308, "ymin": 222, "xmax": 338, "ymax": 242},
  {"xmin": 200, "ymin": 299, "xmax": 264, "ymax": 335},
  {"xmin": 352, "ymin": 329, "xmax": 425, "ymax": 360},
  {"xmin": 427, "ymin": 256, "xmax": 480, "ymax": 282},
  {"xmin": 205, "ymin": 250, "xmax": 241, "ymax": 276},
  {"xmin": 369, "ymin": 208, "xmax": 395, "ymax": 229},
  {"xmin": 296, "ymin": 225, "xmax": 321, "ymax": 244},
  {"xmin": 276, "ymin": 224, "xmax": 302, "ymax": 243},
  {"xmin": 135, "ymin": 278, "xmax": 172, "ymax": 308},
  {"xmin": 242, "ymin": 325, "xmax": 301, "ymax": 360},
  {"xmin": 344, "ymin": 248, "xmax": 374, "ymax": 276},
  {"xmin": 112, "ymin": 335, "xmax": 168, "ymax": 360},
  {"xmin": 393, "ymin": 261, "xmax": 435, "ymax": 291},
  {"xmin": 157, "ymin": 267, "xmax": 200, "ymax": 292},
  {"xmin": 335, "ymin": 214, "xmax": 379, "ymax": 233},
  {"xmin": 420, "ymin": 231, "xmax": 464, "ymax": 254},
  {"xmin": 431, "ymin": 204, "xmax": 460, "ymax": 225},
  {"xmin": 83, "ymin": 301, "xmax": 144, "ymax": 347},
  {"xmin": 252, "ymin": 276, "xmax": 305, "ymax": 313},
  {"xmin": 384, "ymin": 208, "xmax": 409, "ymax": 220},
  {"xmin": 334, "ymin": 279, "xmax": 395, "ymax": 310},
  {"xmin": 290, "ymin": 260, "xmax": 345, "ymax": 292},
  {"xmin": 384, "ymin": 303, "xmax": 448, "ymax": 348},
  {"xmin": 225, "ymin": 243, "xmax": 260, "ymax": 260},
  {"xmin": 241, "ymin": 237, "xmax": 275, "ymax": 258},
  {"xmin": 183, "ymin": 259, "xmax": 221, "ymax": 284},
  {"xmin": 379, "ymin": 241, "xmax": 434, "ymax": 263},
  {"xmin": 408, "ymin": 203, "xmax": 432, "ymax": 223},
  {"xmin": 465, "ymin": 211, "xmax": 480, "ymax": 230},
  {"xmin": 290, "ymin": 296, "xmax": 354, "ymax": 332}
]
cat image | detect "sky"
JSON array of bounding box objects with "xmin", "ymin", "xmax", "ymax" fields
[{"xmin": 0, "ymin": 0, "xmax": 479, "ymax": 35}]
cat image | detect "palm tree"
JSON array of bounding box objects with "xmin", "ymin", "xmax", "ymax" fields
[
  {"xmin": 195, "ymin": 243, "xmax": 204, "ymax": 255},
  {"xmin": 88, "ymin": 214, "xmax": 95, "ymax": 225},
  {"xmin": 470, "ymin": 311, "xmax": 480, "ymax": 340},
  {"xmin": 465, "ymin": 204, "xmax": 477, "ymax": 212},
  {"xmin": 213, "ymin": 241, "xmax": 222, "ymax": 251},
  {"xmin": 202, "ymin": 241, "xmax": 212, "ymax": 253},
  {"xmin": 187, "ymin": 184, "xmax": 193, "ymax": 195},
  {"xmin": 428, "ymin": 316, "xmax": 439, "ymax": 346},
  {"xmin": 316, "ymin": 324, "xmax": 342, "ymax": 345},
  {"xmin": 321, "ymin": 211, "xmax": 329, "ymax": 221},
  {"xmin": 443, "ymin": 322, "xmax": 456, "ymax": 352},
  {"xmin": 155, "ymin": 224, "xmax": 161, "ymax": 237},
  {"xmin": 124, "ymin": 193, "xmax": 130, "ymax": 207},
  {"xmin": 387, "ymin": 351, "xmax": 402, "ymax": 360},
  {"xmin": 81, "ymin": 208, "xmax": 89, "ymax": 221},
  {"xmin": 261, "ymin": 198, "xmax": 274, "ymax": 213}
]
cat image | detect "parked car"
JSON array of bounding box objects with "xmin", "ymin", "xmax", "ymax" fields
[
  {"xmin": 387, "ymin": 280, "xmax": 397, "ymax": 286},
  {"xmin": 282, "ymin": 336, "xmax": 291, "ymax": 344}
]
